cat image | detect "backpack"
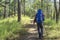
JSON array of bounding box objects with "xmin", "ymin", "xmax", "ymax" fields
[{"xmin": 35, "ymin": 9, "xmax": 44, "ymax": 23}]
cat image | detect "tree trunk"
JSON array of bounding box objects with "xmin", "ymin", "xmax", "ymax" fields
[
  {"xmin": 46, "ymin": 0, "xmax": 49, "ymax": 18},
  {"xmin": 8, "ymin": 0, "xmax": 10, "ymax": 17},
  {"xmin": 41, "ymin": 0, "xmax": 43, "ymax": 9},
  {"xmin": 2, "ymin": 1, "xmax": 6, "ymax": 18},
  {"xmin": 21, "ymin": 0, "xmax": 25, "ymax": 16},
  {"xmin": 3, "ymin": 7, "xmax": 6, "ymax": 18},
  {"xmin": 18, "ymin": 0, "xmax": 21, "ymax": 22},
  {"xmin": 59, "ymin": 0, "xmax": 60, "ymax": 20},
  {"xmin": 14, "ymin": 0, "xmax": 16, "ymax": 16},
  {"xmin": 5, "ymin": 0, "xmax": 9, "ymax": 17},
  {"xmin": 54, "ymin": 0, "xmax": 59, "ymax": 23},
  {"xmin": 53, "ymin": 10, "xmax": 56, "ymax": 19},
  {"xmin": 3, "ymin": 0, "xmax": 7, "ymax": 18},
  {"xmin": 23, "ymin": 0, "xmax": 25, "ymax": 16}
]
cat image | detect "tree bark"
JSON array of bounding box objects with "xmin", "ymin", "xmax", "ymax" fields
[
  {"xmin": 59, "ymin": 0, "xmax": 60, "ymax": 20},
  {"xmin": 47, "ymin": 0, "xmax": 49, "ymax": 18},
  {"xmin": 23, "ymin": 0, "xmax": 25, "ymax": 16},
  {"xmin": 41, "ymin": 0, "xmax": 43, "ymax": 9},
  {"xmin": 14, "ymin": 0, "xmax": 16, "ymax": 16},
  {"xmin": 3, "ymin": 1, "xmax": 6, "ymax": 18},
  {"xmin": 3, "ymin": 7, "xmax": 6, "ymax": 18},
  {"xmin": 8, "ymin": 0, "xmax": 10, "ymax": 17},
  {"xmin": 54, "ymin": 0, "xmax": 59, "ymax": 23},
  {"xmin": 18, "ymin": 0, "xmax": 21, "ymax": 22}
]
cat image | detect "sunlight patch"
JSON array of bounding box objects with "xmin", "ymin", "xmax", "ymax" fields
[{"xmin": 28, "ymin": 28, "xmax": 37, "ymax": 33}]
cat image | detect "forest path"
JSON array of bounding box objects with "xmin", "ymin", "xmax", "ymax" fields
[
  {"xmin": 7, "ymin": 19, "xmax": 60, "ymax": 40},
  {"xmin": 19, "ymin": 20, "xmax": 60, "ymax": 40}
]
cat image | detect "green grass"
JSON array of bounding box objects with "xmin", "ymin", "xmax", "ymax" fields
[
  {"xmin": 44, "ymin": 19, "xmax": 60, "ymax": 39},
  {"xmin": 0, "ymin": 15, "xmax": 30, "ymax": 40}
]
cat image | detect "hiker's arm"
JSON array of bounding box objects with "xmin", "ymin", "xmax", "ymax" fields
[{"xmin": 42, "ymin": 13, "xmax": 45, "ymax": 21}]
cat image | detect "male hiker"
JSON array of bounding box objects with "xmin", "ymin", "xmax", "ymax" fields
[{"xmin": 33, "ymin": 9, "xmax": 45, "ymax": 39}]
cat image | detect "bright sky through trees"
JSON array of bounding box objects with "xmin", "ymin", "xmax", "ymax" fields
[{"xmin": 51, "ymin": 0, "xmax": 59, "ymax": 2}]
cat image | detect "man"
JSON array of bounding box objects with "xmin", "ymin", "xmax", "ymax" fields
[{"xmin": 33, "ymin": 9, "xmax": 45, "ymax": 39}]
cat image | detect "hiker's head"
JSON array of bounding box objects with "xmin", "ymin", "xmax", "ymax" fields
[{"xmin": 37, "ymin": 9, "xmax": 42, "ymax": 14}]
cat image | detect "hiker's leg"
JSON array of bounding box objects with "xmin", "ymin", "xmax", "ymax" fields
[
  {"xmin": 40, "ymin": 23, "xmax": 43, "ymax": 37},
  {"xmin": 37, "ymin": 23, "xmax": 41, "ymax": 38}
]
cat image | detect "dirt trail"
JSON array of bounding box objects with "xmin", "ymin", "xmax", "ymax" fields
[
  {"xmin": 20, "ymin": 23, "xmax": 41, "ymax": 40},
  {"xmin": 19, "ymin": 23, "xmax": 59, "ymax": 40}
]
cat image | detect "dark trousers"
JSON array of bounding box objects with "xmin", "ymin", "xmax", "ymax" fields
[{"xmin": 37, "ymin": 23, "xmax": 43, "ymax": 38}]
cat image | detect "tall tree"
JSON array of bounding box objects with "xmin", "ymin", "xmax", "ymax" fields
[
  {"xmin": 18, "ymin": 0, "xmax": 21, "ymax": 22},
  {"xmin": 3, "ymin": 6, "xmax": 6, "ymax": 18},
  {"xmin": 54, "ymin": 0, "xmax": 59, "ymax": 23},
  {"xmin": 3, "ymin": 1, "xmax": 6, "ymax": 18},
  {"xmin": 5, "ymin": 0, "xmax": 10, "ymax": 17},
  {"xmin": 41, "ymin": 0, "xmax": 43, "ymax": 9},
  {"xmin": 21, "ymin": 0, "xmax": 25, "ymax": 15},
  {"xmin": 14, "ymin": 0, "xmax": 16, "ymax": 16},
  {"xmin": 0, "ymin": 2, "xmax": 6, "ymax": 18},
  {"xmin": 46, "ymin": 0, "xmax": 49, "ymax": 18},
  {"xmin": 23, "ymin": 0, "xmax": 25, "ymax": 15},
  {"xmin": 59, "ymin": 0, "xmax": 60, "ymax": 19},
  {"xmin": 8, "ymin": 0, "xmax": 10, "ymax": 17}
]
